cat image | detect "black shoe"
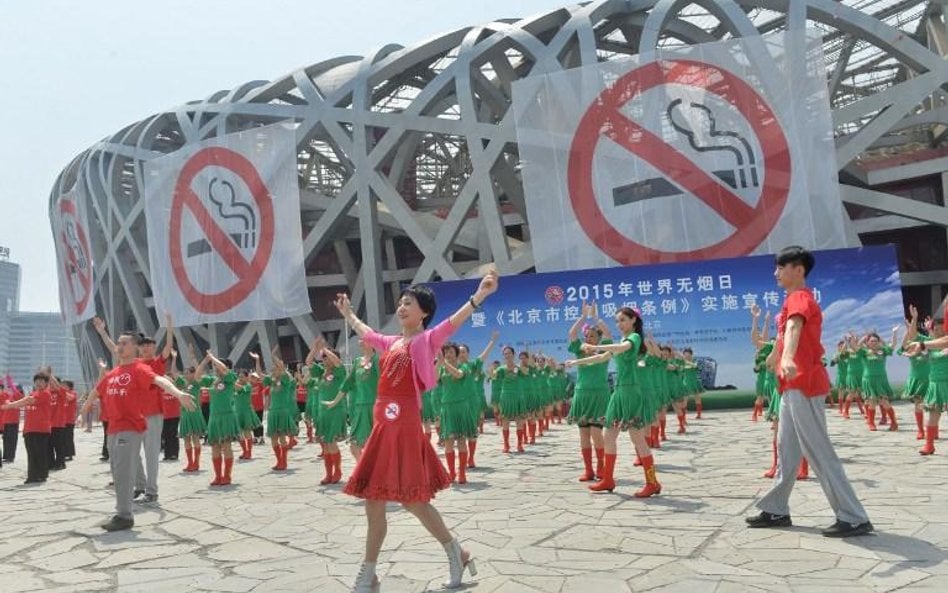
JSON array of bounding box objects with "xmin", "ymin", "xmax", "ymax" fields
[
  {"xmin": 99, "ymin": 456, "xmax": 109, "ymax": 462},
  {"xmin": 822, "ymin": 520, "xmax": 873, "ymax": 538},
  {"xmin": 23, "ymin": 479, "xmax": 43, "ymax": 485},
  {"xmin": 100, "ymin": 515, "xmax": 134, "ymax": 532},
  {"xmin": 745, "ymin": 511, "xmax": 792, "ymax": 528},
  {"xmin": 133, "ymin": 488, "xmax": 145, "ymax": 498}
]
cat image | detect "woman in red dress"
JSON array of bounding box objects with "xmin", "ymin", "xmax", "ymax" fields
[{"xmin": 335, "ymin": 268, "xmax": 498, "ymax": 593}]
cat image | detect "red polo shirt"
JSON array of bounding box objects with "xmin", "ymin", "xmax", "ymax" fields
[
  {"xmin": 62, "ymin": 390, "xmax": 78, "ymax": 426},
  {"xmin": 1, "ymin": 390, "xmax": 22, "ymax": 425},
  {"xmin": 96, "ymin": 361, "xmax": 157, "ymax": 434},
  {"xmin": 140, "ymin": 357, "xmax": 166, "ymax": 417},
  {"xmin": 251, "ymin": 382, "xmax": 265, "ymax": 412},
  {"xmin": 22, "ymin": 389, "xmax": 53, "ymax": 434},
  {"xmin": 776, "ymin": 288, "xmax": 831, "ymax": 397}
]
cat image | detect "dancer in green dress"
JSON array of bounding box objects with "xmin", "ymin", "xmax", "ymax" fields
[
  {"xmin": 899, "ymin": 305, "xmax": 930, "ymax": 440},
  {"xmin": 567, "ymin": 307, "xmax": 661, "ymax": 497},
  {"xmin": 258, "ymin": 347, "xmax": 297, "ymax": 471},
  {"xmin": 830, "ymin": 341, "xmax": 849, "ymax": 414},
  {"xmin": 905, "ymin": 315, "xmax": 948, "ymax": 454},
  {"xmin": 437, "ymin": 344, "xmax": 478, "ymax": 483},
  {"xmin": 457, "ymin": 331, "xmax": 498, "ymax": 469},
  {"xmin": 173, "ymin": 350, "xmax": 206, "ymax": 473},
  {"xmin": 201, "ymin": 351, "xmax": 241, "ymax": 487},
  {"xmin": 750, "ymin": 305, "xmax": 772, "ymax": 422},
  {"xmin": 565, "ymin": 301, "xmax": 613, "ymax": 481},
  {"xmin": 843, "ymin": 336, "xmax": 867, "ymax": 420},
  {"xmin": 235, "ymin": 370, "xmax": 261, "ymax": 460},
  {"xmin": 307, "ymin": 343, "xmax": 347, "ymax": 485},
  {"xmin": 329, "ymin": 339, "xmax": 379, "ymax": 461},
  {"xmin": 851, "ymin": 328, "xmax": 900, "ymax": 431},
  {"xmin": 493, "ymin": 346, "xmax": 526, "ymax": 453}
]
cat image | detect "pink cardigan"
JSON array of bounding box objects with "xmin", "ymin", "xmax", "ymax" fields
[{"xmin": 363, "ymin": 319, "xmax": 456, "ymax": 401}]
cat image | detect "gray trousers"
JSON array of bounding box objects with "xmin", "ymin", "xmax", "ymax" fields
[
  {"xmin": 135, "ymin": 414, "xmax": 163, "ymax": 496},
  {"xmin": 109, "ymin": 431, "xmax": 143, "ymax": 520},
  {"xmin": 757, "ymin": 389, "xmax": 869, "ymax": 526}
]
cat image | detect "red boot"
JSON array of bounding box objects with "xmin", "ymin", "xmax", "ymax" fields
[
  {"xmin": 920, "ymin": 426, "xmax": 937, "ymax": 455},
  {"xmin": 238, "ymin": 439, "xmax": 249, "ymax": 460},
  {"xmin": 763, "ymin": 438, "xmax": 777, "ymax": 478},
  {"xmin": 193, "ymin": 446, "xmax": 202, "ymax": 471},
  {"xmin": 528, "ymin": 421, "xmax": 536, "ymax": 444},
  {"xmin": 796, "ymin": 457, "xmax": 809, "ymax": 480},
  {"xmin": 288, "ymin": 436, "xmax": 298, "ymax": 449},
  {"xmin": 751, "ymin": 402, "xmax": 759, "ymax": 422},
  {"xmin": 516, "ymin": 429, "xmax": 525, "ymax": 453},
  {"xmin": 634, "ymin": 455, "xmax": 661, "ymax": 498},
  {"xmin": 915, "ymin": 410, "xmax": 925, "ymax": 440},
  {"xmin": 879, "ymin": 408, "xmax": 888, "ymax": 425},
  {"xmin": 589, "ymin": 453, "xmax": 616, "ymax": 492},
  {"xmin": 502, "ymin": 429, "xmax": 510, "ymax": 453},
  {"xmin": 245, "ymin": 438, "xmax": 253, "ymax": 460},
  {"xmin": 279, "ymin": 444, "xmax": 288, "ymax": 470},
  {"xmin": 595, "ymin": 447, "xmax": 604, "ymax": 478},
  {"xmin": 676, "ymin": 412, "xmax": 687, "ymax": 434},
  {"xmin": 306, "ymin": 424, "xmax": 315, "ymax": 443},
  {"xmin": 695, "ymin": 402, "xmax": 703, "ymax": 419},
  {"xmin": 659, "ymin": 417, "xmax": 667, "ymax": 441},
  {"xmin": 222, "ymin": 457, "xmax": 233, "ymax": 485},
  {"xmin": 651, "ymin": 426, "xmax": 661, "ymax": 449},
  {"xmin": 210, "ymin": 455, "xmax": 223, "ymax": 486},
  {"xmin": 867, "ymin": 407, "xmax": 877, "ymax": 431},
  {"xmin": 467, "ymin": 440, "xmax": 477, "ymax": 468},
  {"xmin": 458, "ymin": 452, "xmax": 468, "ymax": 484},
  {"xmin": 887, "ymin": 408, "xmax": 898, "ymax": 431},
  {"xmin": 578, "ymin": 448, "xmax": 595, "ymax": 482},
  {"xmin": 319, "ymin": 453, "xmax": 333, "ymax": 485},
  {"xmin": 184, "ymin": 446, "xmax": 195, "ymax": 472},
  {"xmin": 271, "ymin": 444, "xmax": 282, "ymax": 470},
  {"xmin": 330, "ymin": 453, "xmax": 343, "ymax": 484},
  {"xmin": 445, "ymin": 450, "xmax": 457, "ymax": 483}
]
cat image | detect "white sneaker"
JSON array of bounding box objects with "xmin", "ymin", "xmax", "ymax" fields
[{"xmin": 351, "ymin": 563, "xmax": 380, "ymax": 593}]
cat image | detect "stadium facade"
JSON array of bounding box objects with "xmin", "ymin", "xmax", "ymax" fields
[{"xmin": 50, "ymin": 0, "xmax": 948, "ymax": 384}]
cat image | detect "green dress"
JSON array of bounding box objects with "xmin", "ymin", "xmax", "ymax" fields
[
  {"xmin": 637, "ymin": 358, "xmax": 659, "ymax": 415},
  {"xmin": 462, "ymin": 359, "xmax": 486, "ymax": 426},
  {"xmin": 342, "ymin": 354, "xmax": 379, "ymax": 447},
  {"xmin": 236, "ymin": 382, "xmax": 262, "ymax": 432},
  {"xmin": 923, "ymin": 349, "xmax": 948, "ymax": 412},
  {"xmin": 830, "ymin": 351, "xmax": 849, "ymax": 392},
  {"xmin": 682, "ymin": 360, "xmax": 702, "ymax": 394},
  {"xmin": 857, "ymin": 346, "xmax": 894, "ymax": 399},
  {"xmin": 900, "ymin": 339, "xmax": 930, "ymax": 400},
  {"xmin": 667, "ymin": 359, "xmax": 686, "ymax": 403},
  {"xmin": 265, "ymin": 373, "xmax": 299, "ymax": 437},
  {"xmin": 604, "ymin": 334, "xmax": 653, "ymax": 430},
  {"xmin": 754, "ymin": 343, "xmax": 774, "ymax": 397},
  {"xmin": 495, "ymin": 365, "xmax": 525, "ymax": 420},
  {"xmin": 422, "ymin": 385, "xmax": 440, "ymax": 423},
  {"xmin": 439, "ymin": 366, "xmax": 479, "ymax": 440},
  {"xmin": 175, "ymin": 377, "xmax": 207, "ymax": 437},
  {"xmin": 566, "ymin": 338, "xmax": 611, "ymax": 425},
  {"xmin": 304, "ymin": 365, "xmax": 323, "ymax": 425},
  {"xmin": 205, "ymin": 372, "xmax": 241, "ymax": 444},
  {"xmin": 764, "ymin": 368, "xmax": 780, "ymax": 422},
  {"xmin": 846, "ymin": 354, "xmax": 864, "ymax": 392},
  {"xmin": 315, "ymin": 367, "xmax": 347, "ymax": 443}
]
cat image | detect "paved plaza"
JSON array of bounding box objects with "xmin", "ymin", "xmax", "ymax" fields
[{"xmin": 1, "ymin": 404, "xmax": 946, "ymax": 592}]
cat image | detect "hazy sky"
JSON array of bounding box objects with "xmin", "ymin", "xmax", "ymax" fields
[{"xmin": 0, "ymin": 0, "xmax": 561, "ymax": 313}]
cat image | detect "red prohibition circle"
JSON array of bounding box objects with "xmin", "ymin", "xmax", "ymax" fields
[
  {"xmin": 169, "ymin": 146, "xmax": 275, "ymax": 314},
  {"xmin": 567, "ymin": 59, "xmax": 791, "ymax": 265},
  {"xmin": 58, "ymin": 198, "xmax": 94, "ymax": 316}
]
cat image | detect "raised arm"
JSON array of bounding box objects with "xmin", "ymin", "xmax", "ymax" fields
[
  {"xmin": 334, "ymin": 294, "xmax": 373, "ymax": 338},
  {"xmin": 205, "ymin": 350, "xmax": 228, "ymax": 375},
  {"xmin": 568, "ymin": 301, "xmax": 590, "ymax": 342},
  {"xmin": 160, "ymin": 313, "xmax": 175, "ymax": 360},
  {"xmin": 305, "ymin": 337, "xmax": 327, "ymax": 366},
  {"xmin": 477, "ymin": 330, "xmax": 500, "ymax": 362},
  {"xmin": 448, "ymin": 268, "xmax": 499, "ymax": 329},
  {"xmin": 92, "ymin": 317, "xmax": 118, "ymax": 356},
  {"xmin": 321, "ymin": 348, "xmax": 342, "ymax": 368},
  {"xmin": 565, "ymin": 352, "xmax": 611, "ymax": 367},
  {"xmin": 750, "ymin": 304, "xmax": 761, "ymax": 345},
  {"xmin": 249, "ymin": 351, "xmax": 264, "ymax": 376},
  {"xmin": 582, "ymin": 339, "xmax": 632, "ymax": 355},
  {"xmin": 153, "ymin": 375, "xmax": 196, "ymax": 410}
]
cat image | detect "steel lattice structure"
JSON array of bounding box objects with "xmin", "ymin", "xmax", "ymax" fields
[{"xmin": 50, "ymin": 0, "xmax": 948, "ymax": 382}]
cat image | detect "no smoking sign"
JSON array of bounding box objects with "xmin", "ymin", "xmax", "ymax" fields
[{"xmin": 567, "ymin": 59, "xmax": 791, "ymax": 265}]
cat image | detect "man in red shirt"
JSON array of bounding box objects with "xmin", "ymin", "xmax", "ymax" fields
[
  {"xmin": 746, "ymin": 246, "xmax": 872, "ymax": 538},
  {"xmin": 93, "ymin": 315, "xmax": 174, "ymax": 505},
  {"xmin": 1, "ymin": 373, "xmax": 53, "ymax": 484},
  {"xmin": 81, "ymin": 331, "xmax": 194, "ymax": 531}
]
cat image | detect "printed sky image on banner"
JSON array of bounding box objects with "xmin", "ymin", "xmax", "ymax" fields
[{"xmin": 426, "ymin": 245, "xmax": 908, "ymax": 392}]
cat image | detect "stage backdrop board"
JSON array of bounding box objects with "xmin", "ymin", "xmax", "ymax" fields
[{"xmin": 424, "ymin": 245, "xmax": 907, "ymax": 391}]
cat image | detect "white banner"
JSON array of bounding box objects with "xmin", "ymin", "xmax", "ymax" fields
[
  {"xmin": 51, "ymin": 186, "xmax": 96, "ymax": 325},
  {"xmin": 143, "ymin": 123, "xmax": 310, "ymax": 325},
  {"xmin": 512, "ymin": 32, "xmax": 848, "ymax": 272}
]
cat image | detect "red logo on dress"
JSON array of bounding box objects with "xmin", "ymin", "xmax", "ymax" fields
[
  {"xmin": 384, "ymin": 402, "xmax": 400, "ymax": 421},
  {"xmin": 545, "ymin": 286, "xmax": 565, "ymax": 305},
  {"xmin": 116, "ymin": 373, "xmax": 132, "ymax": 386}
]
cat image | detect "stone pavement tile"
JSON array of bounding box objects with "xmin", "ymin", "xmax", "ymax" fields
[
  {"xmin": 95, "ymin": 543, "xmax": 201, "ymax": 568},
  {"xmin": 116, "ymin": 567, "xmax": 225, "ymax": 593},
  {"xmin": 25, "ymin": 536, "xmax": 86, "ymax": 560},
  {"xmin": 0, "ymin": 570, "xmax": 50, "ymax": 592},
  {"xmin": 195, "ymin": 576, "xmax": 263, "ymax": 592},
  {"xmin": 859, "ymin": 562, "xmax": 934, "ymax": 592},
  {"xmin": 25, "ymin": 548, "xmax": 99, "ymax": 572},
  {"xmin": 561, "ymin": 574, "xmax": 631, "ymax": 593},
  {"xmin": 204, "ymin": 538, "xmax": 307, "ymax": 562}
]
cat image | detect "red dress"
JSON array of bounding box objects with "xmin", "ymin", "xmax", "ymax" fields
[{"xmin": 344, "ymin": 341, "xmax": 451, "ymax": 503}]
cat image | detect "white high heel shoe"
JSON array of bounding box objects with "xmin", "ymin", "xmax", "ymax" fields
[
  {"xmin": 443, "ymin": 537, "xmax": 478, "ymax": 589},
  {"xmin": 351, "ymin": 563, "xmax": 380, "ymax": 593}
]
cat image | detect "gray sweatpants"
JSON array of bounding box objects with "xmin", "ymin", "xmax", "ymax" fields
[
  {"xmin": 757, "ymin": 389, "xmax": 870, "ymax": 526},
  {"xmin": 135, "ymin": 414, "xmax": 163, "ymax": 496},
  {"xmin": 109, "ymin": 431, "xmax": 144, "ymax": 520}
]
